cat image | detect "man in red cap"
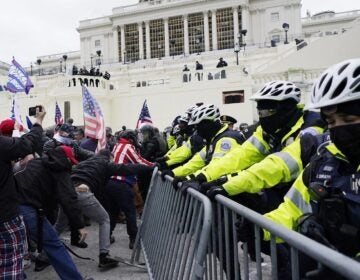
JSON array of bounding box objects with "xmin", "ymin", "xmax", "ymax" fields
[{"xmin": 0, "ymin": 119, "xmax": 24, "ymax": 136}]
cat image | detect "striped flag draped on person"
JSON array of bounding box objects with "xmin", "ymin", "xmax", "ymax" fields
[
  {"xmin": 82, "ymin": 86, "xmax": 106, "ymax": 152},
  {"xmin": 55, "ymin": 101, "xmax": 64, "ymax": 125},
  {"xmin": 136, "ymin": 99, "xmax": 153, "ymax": 129},
  {"xmin": 5, "ymin": 58, "xmax": 33, "ymax": 94}
]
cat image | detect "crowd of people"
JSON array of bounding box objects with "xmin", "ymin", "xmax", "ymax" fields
[{"xmin": 0, "ymin": 58, "xmax": 359, "ymax": 279}]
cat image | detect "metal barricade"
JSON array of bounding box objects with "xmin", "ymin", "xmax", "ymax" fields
[
  {"xmin": 207, "ymin": 194, "xmax": 360, "ymax": 280},
  {"xmin": 131, "ymin": 169, "xmax": 212, "ymax": 280}
]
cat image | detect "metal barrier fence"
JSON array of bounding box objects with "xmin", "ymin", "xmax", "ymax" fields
[
  {"xmin": 131, "ymin": 169, "xmax": 212, "ymax": 280},
  {"xmin": 208, "ymin": 195, "xmax": 360, "ymax": 280},
  {"xmin": 132, "ymin": 171, "xmax": 360, "ymax": 279}
]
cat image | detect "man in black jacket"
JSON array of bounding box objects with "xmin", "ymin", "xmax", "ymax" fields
[
  {"xmin": 55, "ymin": 149, "xmax": 154, "ymax": 269},
  {"xmin": 0, "ymin": 107, "xmax": 45, "ymax": 279},
  {"xmin": 15, "ymin": 145, "xmax": 86, "ymax": 280}
]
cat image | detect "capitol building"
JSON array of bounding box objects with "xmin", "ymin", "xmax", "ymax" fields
[{"xmin": 0, "ymin": 0, "xmax": 360, "ymax": 130}]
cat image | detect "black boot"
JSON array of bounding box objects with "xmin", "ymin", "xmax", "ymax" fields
[
  {"xmin": 70, "ymin": 229, "xmax": 88, "ymax": 248},
  {"xmin": 99, "ymin": 253, "xmax": 119, "ymax": 269},
  {"xmin": 34, "ymin": 257, "xmax": 50, "ymax": 272}
]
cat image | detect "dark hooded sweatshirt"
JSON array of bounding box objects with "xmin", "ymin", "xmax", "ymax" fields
[{"xmin": 15, "ymin": 147, "xmax": 84, "ymax": 230}]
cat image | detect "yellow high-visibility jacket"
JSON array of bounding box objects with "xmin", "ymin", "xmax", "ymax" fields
[
  {"xmin": 173, "ymin": 125, "xmax": 242, "ymax": 180},
  {"xmin": 263, "ymin": 144, "xmax": 360, "ymax": 244},
  {"xmin": 222, "ymin": 113, "xmax": 324, "ymax": 195}
]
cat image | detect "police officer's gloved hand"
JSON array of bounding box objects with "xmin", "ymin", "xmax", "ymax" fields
[
  {"xmin": 161, "ymin": 169, "xmax": 174, "ymax": 182},
  {"xmin": 201, "ymin": 176, "xmax": 228, "ymax": 194},
  {"xmin": 172, "ymin": 176, "xmax": 187, "ymax": 191},
  {"xmin": 155, "ymin": 156, "xmax": 169, "ymax": 170},
  {"xmin": 205, "ymin": 185, "xmax": 228, "ymax": 202},
  {"xmin": 194, "ymin": 173, "xmax": 207, "ymax": 184},
  {"xmin": 179, "ymin": 180, "xmax": 201, "ymax": 195}
]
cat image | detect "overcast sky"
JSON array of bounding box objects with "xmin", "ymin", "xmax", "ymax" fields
[{"xmin": 1, "ymin": 0, "xmax": 359, "ymax": 67}]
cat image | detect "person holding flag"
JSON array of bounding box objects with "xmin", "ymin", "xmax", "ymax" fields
[{"xmin": 82, "ymin": 86, "xmax": 107, "ymax": 153}]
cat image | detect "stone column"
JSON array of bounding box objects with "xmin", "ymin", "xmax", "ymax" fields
[
  {"xmin": 233, "ymin": 6, "xmax": 239, "ymax": 45},
  {"xmin": 183, "ymin": 14, "xmax": 189, "ymax": 56},
  {"xmin": 112, "ymin": 26, "xmax": 119, "ymax": 63},
  {"xmin": 203, "ymin": 11, "xmax": 210, "ymax": 52},
  {"xmin": 164, "ymin": 17, "xmax": 170, "ymax": 57},
  {"xmin": 120, "ymin": 25, "xmax": 126, "ymax": 63},
  {"xmin": 145, "ymin": 21, "xmax": 151, "ymax": 59},
  {"xmin": 211, "ymin": 10, "xmax": 218, "ymax": 50},
  {"xmin": 242, "ymin": 5, "xmax": 251, "ymax": 45},
  {"xmin": 138, "ymin": 22, "xmax": 144, "ymax": 60}
]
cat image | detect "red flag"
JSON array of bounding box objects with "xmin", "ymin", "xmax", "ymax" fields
[{"xmin": 82, "ymin": 86, "xmax": 106, "ymax": 152}]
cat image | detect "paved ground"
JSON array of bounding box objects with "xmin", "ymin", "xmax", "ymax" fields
[{"xmin": 25, "ymin": 222, "xmax": 150, "ymax": 280}]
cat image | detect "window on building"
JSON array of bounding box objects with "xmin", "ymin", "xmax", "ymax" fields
[
  {"xmin": 150, "ymin": 19, "xmax": 164, "ymax": 59},
  {"xmin": 216, "ymin": 8, "xmax": 234, "ymax": 50},
  {"xmin": 272, "ymin": 34, "xmax": 280, "ymax": 43},
  {"xmin": 271, "ymin": 12, "xmax": 280, "ymax": 22},
  {"xmin": 95, "ymin": 40, "xmax": 101, "ymax": 47},
  {"xmin": 125, "ymin": 23, "xmax": 139, "ymax": 62},
  {"xmin": 142, "ymin": 22, "xmax": 147, "ymax": 59},
  {"xmin": 188, "ymin": 13, "xmax": 204, "ymax": 54},
  {"xmin": 169, "ymin": 16, "xmax": 184, "ymax": 57},
  {"xmin": 222, "ymin": 90, "xmax": 244, "ymax": 104}
]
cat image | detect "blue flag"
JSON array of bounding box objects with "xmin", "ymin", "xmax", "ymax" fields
[{"xmin": 5, "ymin": 58, "xmax": 34, "ymax": 94}]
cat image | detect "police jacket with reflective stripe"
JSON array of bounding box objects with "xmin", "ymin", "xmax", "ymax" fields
[
  {"xmin": 166, "ymin": 133, "xmax": 204, "ymax": 167},
  {"xmin": 173, "ymin": 125, "xmax": 243, "ymax": 181},
  {"xmin": 263, "ymin": 143, "xmax": 360, "ymax": 249},
  {"xmin": 222, "ymin": 111, "xmax": 324, "ymax": 195}
]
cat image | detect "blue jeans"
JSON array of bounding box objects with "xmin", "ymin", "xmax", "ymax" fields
[{"xmin": 19, "ymin": 205, "xmax": 82, "ymax": 280}]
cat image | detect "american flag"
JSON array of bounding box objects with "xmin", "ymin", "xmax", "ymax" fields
[
  {"xmin": 5, "ymin": 58, "xmax": 33, "ymax": 94},
  {"xmin": 136, "ymin": 99, "xmax": 153, "ymax": 129},
  {"xmin": 55, "ymin": 101, "xmax": 64, "ymax": 125},
  {"xmin": 82, "ymin": 86, "xmax": 106, "ymax": 152}
]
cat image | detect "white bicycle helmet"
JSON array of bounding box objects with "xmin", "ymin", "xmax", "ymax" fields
[
  {"xmin": 179, "ymin": 113, "xmax": 190, "ymax": 123},
  {"xmin": 250, "ymin": 81, "xmax": 301, "ymax": 103},
  {"xmin": 188, "ymin": 104, "xmax": 220, "ymax": 125},
  {"xmin": 307, "ymin": 59, "xmax": 360, "ymax": 109}
]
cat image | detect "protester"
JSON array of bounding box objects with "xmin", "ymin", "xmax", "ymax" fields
[
  {"xmin": 216, "ymin": 57, "xmax": 228, "ymax": 68},
  {"xmin": 54, "ymin": 149, "xmax": 153, "ymax": 269},
  {"xmin": 0, "ymin": 106, "xmax": 45, "ymax": 279},
  {"xmin": 106, "ymin": 129, "xmax": 153, "ymax": 249}
]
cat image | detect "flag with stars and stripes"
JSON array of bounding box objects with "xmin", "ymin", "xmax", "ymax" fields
[
  {"xmin": 136, "ymin": 99, "xmax": 153, "ymax": 129},
  {"xmin": 55, "ymin": 101, "xmax": 64, "ymax": 125},
  {"xmin": 5, "ymin": 58, "xmax": 33, "ymax": 94},
  {"xmin": 82, "ymin": 86, "xmax": 106, "ymax": 152}
]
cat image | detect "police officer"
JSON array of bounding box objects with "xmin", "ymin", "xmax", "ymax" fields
[
  {"xmin": 205, "ymin": 81, "xmax": 325, "ymax": 214},
  {"xmin": 220, "ymin": 115, "xmax": 237, "ymax": 130},
  {"xmin": 259, "ymin": 59, "xmax": 360, "ymax": 278}
]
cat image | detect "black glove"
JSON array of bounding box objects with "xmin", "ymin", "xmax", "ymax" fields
[
  {"xmin": 179, "ymin": 180, "xmax": 201, "ymax": 195},
  {"xmin": 194, "ymin": 173, "xmax": 207, "ymax": 184},
  {"xmin": 205, "ymin": 185, "xmax": 228, "ymax": 201},
  {"xmin": 172, "ymin": 176, "xmax": 187, "ymax": 191},
  {"xmin": 201, "ymin": 176, "xmax": 228, "ymax": 193},
  {"xmin": 161, "ymin": 169, "xmax": 174, "ymax": 181},
  {"xmin": 155, "ymin": 156, "xmax": 169, "ymax": 170}
]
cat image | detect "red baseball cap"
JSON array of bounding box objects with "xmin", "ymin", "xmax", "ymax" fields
[
  {"xmin": 59, "ymin": 145, "xmax": 78, "ymax": 165},
  {"xmin": 0, "ymin": 119, "xmax": 23, "ymax": 136}
]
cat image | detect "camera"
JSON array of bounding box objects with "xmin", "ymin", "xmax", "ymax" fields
[{"xmin": 29, "ymin": 106, "xmax": 42, "ymax": 116}]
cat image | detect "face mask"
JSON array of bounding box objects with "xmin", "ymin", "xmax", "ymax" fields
[{"xmin": 329, "ymin": 123, "xmax": 360, "ymax": 166}]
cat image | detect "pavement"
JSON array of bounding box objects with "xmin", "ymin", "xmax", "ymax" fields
[{"xmin": 25, "ymin": 222, "xmax": 150, "ymax": 280}]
